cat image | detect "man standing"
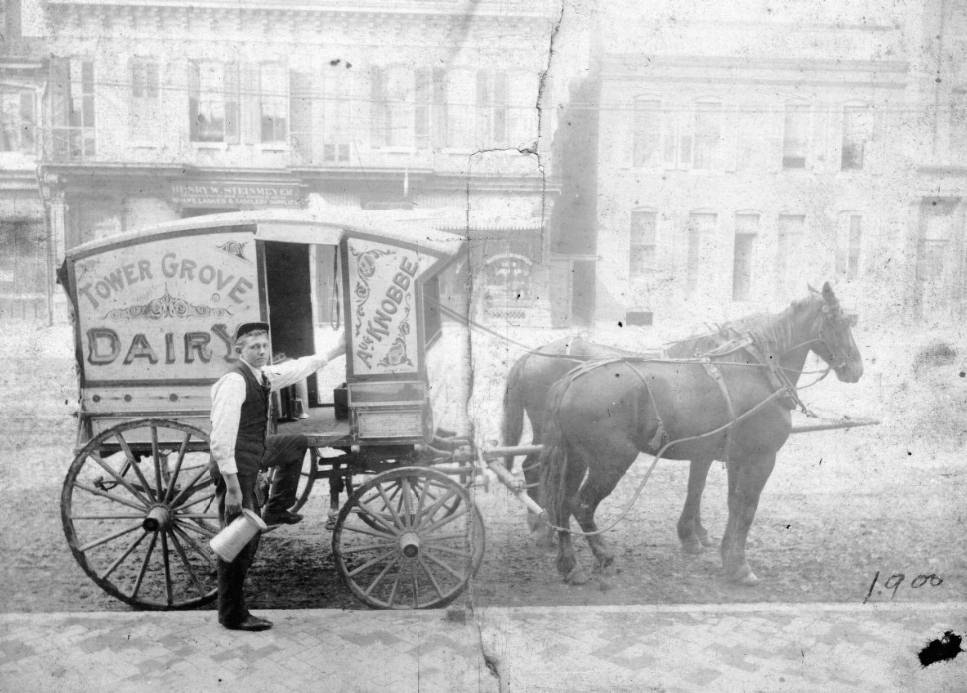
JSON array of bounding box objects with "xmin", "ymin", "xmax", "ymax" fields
[{"xmin": 209, "ymin": 322, "xmax": 345, "ymax": 631}]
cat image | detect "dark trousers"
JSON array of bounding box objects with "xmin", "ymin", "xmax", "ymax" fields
[{"xmin": 210, "ymin": 433, "xmax": 308, "ymax": 626}]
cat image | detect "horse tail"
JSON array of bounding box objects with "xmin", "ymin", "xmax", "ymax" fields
[
  {"xmin": 501, "ymin": 355, "xmax": 528, "ymax": 470},
  {"xmin": 537, "ymin": 378, "xmax": 571, "ymax": 527}
]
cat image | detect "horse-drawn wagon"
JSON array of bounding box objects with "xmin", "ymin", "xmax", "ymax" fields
[
  {"xmin": 58, "ymin": 207, "xmax": 877, "ymax": 612},
  {"xmin": 59, "ymin": 208, "xmax": 488, "ymax": 611}
]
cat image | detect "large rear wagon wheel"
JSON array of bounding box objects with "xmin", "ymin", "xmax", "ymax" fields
[
  {"xmin": 332, "ymin": 467, "xmax": 484, "ymax": 609},
  {"xmin": 62, "ymin": 419, "xmax": 219, "ymax": 610}
]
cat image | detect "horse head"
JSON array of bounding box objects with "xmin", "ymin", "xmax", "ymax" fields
[{"xmin": 809, "ymin": 282, "xmax": 863, "ymax": 383}]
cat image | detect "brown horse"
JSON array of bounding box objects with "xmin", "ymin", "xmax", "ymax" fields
[
  {"xmin": 538, "ymin": 283, "xmax": 862, "ymax": 586},
  {"xmin": 501, "ymin": 313, "xmax": 768, "ymax": 550}
]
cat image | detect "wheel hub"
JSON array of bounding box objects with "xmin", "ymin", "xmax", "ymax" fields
[
  {"xmin": 142, "ymin": 505, "xmax": 171, "ymax": 532},
  {"xmin": 399, "ymin": 531, "xmax": 421, "ymax": 558}
]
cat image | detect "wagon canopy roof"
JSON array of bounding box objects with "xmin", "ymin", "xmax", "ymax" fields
[{"xmin": 64, "ymin": 208, "xmax": 469, "ymax": 261}]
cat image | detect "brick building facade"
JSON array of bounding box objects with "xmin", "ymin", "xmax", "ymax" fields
[{"xmin": 30, "ymin": 0, "xmax": 564, "ymax": 324}]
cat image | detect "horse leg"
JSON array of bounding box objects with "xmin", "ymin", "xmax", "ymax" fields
[
  {"xmin": 554, "ymin": 445, "xmax": 590, "ymax": 585},
  {"xmin": 524, "ymin": 421, "xmax": 555, "ymax": 549},
  {"xmin": 677, "ymin": 457, "xmax": 714, "ymax": 554},
  {"xmin": 720, "ymin": 453, "xmax": 776, "ymax": 586},
  {"xmin": 570, "ymin": 440, "xmax": 636, "ymax": 574}
]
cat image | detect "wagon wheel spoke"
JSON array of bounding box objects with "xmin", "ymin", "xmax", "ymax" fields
[
  {"xmin": 175, "ymin": 518, "xmax": 219, "ymax": 539},
  {"xmin": 116, "ymin": 432, "xmax": 157, "ymax": 502},
  {"xmin": 420, "ymin": 549, "xmax": 465, "ymax": 581},
  {"xmin": 420, "ymin": 544, "xmax": 471, "ymax": 559},
  {"xmin": 171, "ymin": 522, "xmax": 215, "ymax": 563},
  {"xmin": 175, "ymin": 493, "xmax": 217, "ymax": 512},
  {"xmin": 77, "ymin": 522, "xmax": 143, "ymax": 553},
  {"xmin": 101, "ymin": 531, "xmax": 149, "ymax": 580},
  {"xmin": 386, "ymin": 571, "xmax": 401, "ymax": 608},
  {"xmin": 364, "ymin": 555, "xmax": 401, "ymax": 598},
  {"xmin": 160, "ymin": 531, "xmax": 174, "ymax": 606},
  {"xmin": 72, "ymin": 481, "xmax": 146, "ymax": 511},
  {"xmin": 169, "ymin": 466, "xmax": 213, "ymax": 508},
  {"xmin": 129, "ymin": 531, "xmax": 159, "ymax": 601},
  {"xmin": 69, "ymin": 513, "xmax": 146, "ymax": 521},
  {"xmin": 400, "ymin": 477, "xmax": 416, "ymax": 528},
  {"xmin": 88, "ymin": 453, "xmax": 152, "ymax": 507},
  {"xmin": 151, "ymin": 426, "xmax": 165, "ymax": 500},
  {"xmin": 418, "ymin": 486, "xmax": 459, "ymax": 524},
  {"xmin": 341, "ymin": 523, "xmax": 397, "ymax": 541},
  {"xmin": 337, "ymin": 541, "xmax": 396, "ymax": 555},
  {"xmin": 353, "ymin": 499, "xmax": 398, "ymax": 534},
  {"xmin": 347, "ymin": 548, "xmax": 400, "ymax": 579},
  {"xmin": 375, "ymin": 484, "xmax": 405, "ymax": 529},
  {"xmin": 410, "ymin": 569, "xmax": 420, "ymax": 609},
  {"xmin": 167, "ymin": 528, "xmax": 208, "ymax": 598},
  {"xmin": 417, "ymin": 557, "xmax": 445, "ymax": 599},
  {"xmin": 420, "ymin": 505, "xmax": 469, "ymax": 535},
  {"xmin": 162, "ymin": 430, "xmax": 193, "ymax": 504}
]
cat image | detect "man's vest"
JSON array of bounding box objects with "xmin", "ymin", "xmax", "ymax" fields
[{"xmin": 232, "ymin": 362, "xmax": 269, "ymax": 473}]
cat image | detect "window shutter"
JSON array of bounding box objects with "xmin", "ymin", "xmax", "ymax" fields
[
  {"xmin": 289, "ymin": 69, "xmax": 314, "ymax": 162},
  {"xmin": 370, "ymin": 66, "xmax": 384, "ymax": 147}
]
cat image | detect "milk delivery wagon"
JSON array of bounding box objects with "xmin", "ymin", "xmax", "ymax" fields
[{"xmin": 58, "ymin": 209, "xmax": 489, "ymax": 611}]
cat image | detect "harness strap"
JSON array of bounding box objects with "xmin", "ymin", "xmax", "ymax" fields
[
  {"xmin": 700, "ymin": 358, "xmax": 736, "ymax": 464},
  {"xmin": 622, "ymin": 361, "xmax": 668, "ymax": 452},
  {"xmin": 741, "ymin": 340, "xmax": 803, "ymax": 412}
]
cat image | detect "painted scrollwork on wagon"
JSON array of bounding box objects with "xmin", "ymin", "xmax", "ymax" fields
[
  {"xmin": 377, "ymin": 295, "xmax": 414, "ymax": 368},
  {"xmin": 102, "ymin": 287, "xmax": 233, "ymax": 321},
  {"xmin": 350, "ymin": 246, "xmax": 397, "ymax": 339}
]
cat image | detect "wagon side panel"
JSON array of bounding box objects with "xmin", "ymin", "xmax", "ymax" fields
[{"xmin": 66, "ymin": 225, "xmax": 264, "ymax": 443}]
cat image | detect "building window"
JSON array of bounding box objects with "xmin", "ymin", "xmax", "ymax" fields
[
  {"xmin": 50, "ymin": 58, "xmax": 95, "ymax": 160},
  {"xmin": 837, "ymin": 214, "xmax": 863, "ymax": 280},
  {"xmin": 189, "ymin": 61, "xmax": 239, "ymax": 143},
  {"xmin": 732, "ymin": 213, "xmax": 759, "ymax": 301},
  {"xmin": 950, "ymin": 91, "xmax": 967, "ymax": 161},
  {"xmin": 777, "ymin": 214, "xmax": 805, "ymax": 297},
  {"xmin": 663, "ymin": 107, "xmax": 692, "ymax": 169},
  {"xmin": 259, "ymin": 64, "xmax": 287, "ymax": 144},
  {"xmin": 692, "ymin": 101, "xmax": 721, "ymax": 170},
  {"xmin": 841, "ymin": 104, "xmax": 871, "ymax": 170},
  {"xmin": 0, "ymin": 88, "xmax": 35, "ymax": 154},
  {"xmin": 782, "ymin": 103, "xmax": 809, "ymax": 169},
  {"xmin": 686, "ymin": 212, "xmax": 716, "ymax": 293},
  {"xmin": 476, "ymin": 70, "xmax": 508, "ymax": 146},
  {"xmin": 289, "ymin": 70, "xmax": 313, "ymax": 162},
  {"xmin": 322, "ymin": 68, "xmax": 354, "ymax": 162},
  {"xmin": 446, "ymin": 68, "xmax": 475, "ymax": 150},
  {"xmin": 507, "ymin": 70, "xmax": 538, "ymax": 149},
  {"xmin": 629, "ymin": 210, "xmax": 657, "ymax": 285},
  {"xmin": 129, "ymin": 58, "xmax": 160, "ymax": 141},
  {"xmin": 371, "ymin": 66, "xmax": 416, "ymax": 149},
  {"xmin": 432, "ymin": 68, "xmax": 448, "ymax": 149},
  {"xmin": 415, "ymin": 68, "xmax": 431, "ymax": 149},
  {"xmin": 632, "ymin": 98, "xmax": 661, "ymax": 167}
]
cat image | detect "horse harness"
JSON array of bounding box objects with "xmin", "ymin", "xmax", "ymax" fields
[{"xmin": 557, "ymin": 332, "xmax": 810, "ymax": 465}]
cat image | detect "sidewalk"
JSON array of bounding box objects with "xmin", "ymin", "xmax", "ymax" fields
[{"xmin": 1, "ymin": 602, "xmax": 964, "ymax": 692}]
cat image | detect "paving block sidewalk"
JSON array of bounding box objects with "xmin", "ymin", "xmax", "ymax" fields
[{"xmin": 1, "ymin": 602, "xmax": 965, "ymax": 692}]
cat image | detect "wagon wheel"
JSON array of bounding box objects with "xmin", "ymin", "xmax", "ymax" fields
[
  {"xmin": 332, "ymin": 467, "xmax": 485, "ymax": 609},
  {"xmin": 62, "ymin": 418, "xmax": 219, "ymax": 610}
]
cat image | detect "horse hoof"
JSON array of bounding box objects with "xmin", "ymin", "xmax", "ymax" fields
[
  {"xmin": 681, "ymin": 538, "xmax": 703, "ymax": 555},
  {"xmin": 565, "ymin": 566, "xmax": 590, "ymax": 585},
  {"xmin": 728, "ymin": 569, "xmax": 760, "ymax": 586},
  {"xmin": 698, "ymin": 534, "xmax": 714, "ymax": 548}
]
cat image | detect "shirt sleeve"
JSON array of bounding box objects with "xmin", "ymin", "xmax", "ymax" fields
[
  {"xmin": 209, "ymin": 372, "xmax": 246, "ymax": 475},
  {"xmin": 263, "ymin": 354, "xmax": 329, "ymax": 391}
]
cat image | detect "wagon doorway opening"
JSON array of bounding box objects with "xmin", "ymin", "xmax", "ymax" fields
[{"xmin": 261, "ymin": 240, "xmax": 344, "ymax": 410}]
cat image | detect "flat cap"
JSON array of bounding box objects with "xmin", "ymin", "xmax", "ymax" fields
[{"xmin": 235, "ymin": 321, "xmax": 270, "ymax": 341}]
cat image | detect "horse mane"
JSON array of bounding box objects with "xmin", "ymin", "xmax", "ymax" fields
[{"xmin": 731, "ymin": 294, "xmax": 826, "ymax": 355}]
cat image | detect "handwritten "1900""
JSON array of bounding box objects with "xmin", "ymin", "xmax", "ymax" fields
[{"xmin": 864, "ymin": 571, "xmax": 943, "ymax": 603}]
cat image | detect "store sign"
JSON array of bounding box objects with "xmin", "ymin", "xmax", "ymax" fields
[
  {"xmin": 73, "ymin": 230, "xmax": 260, "ymax": 382},
  {"xmin": 171, "ymin": 182, "xmax": 304, "ymax": 208},
  {"xmin": 347, "ymin": 238, "xmax": 422, "ymax": 376}
]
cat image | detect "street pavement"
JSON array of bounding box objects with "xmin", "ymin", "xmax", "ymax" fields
[{"xmin": 1, "ymin": 602, "xmax": 964, "ymax": 692}]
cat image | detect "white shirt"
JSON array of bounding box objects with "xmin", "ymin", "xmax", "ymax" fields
[{"xmin": 210, "ymin": 354, "xmax": 330, "ymax": 475}]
